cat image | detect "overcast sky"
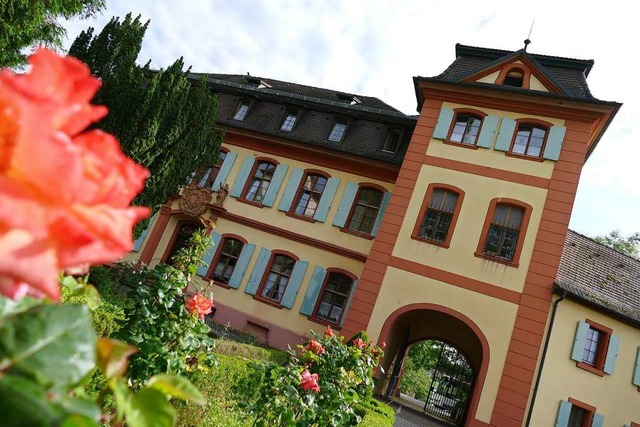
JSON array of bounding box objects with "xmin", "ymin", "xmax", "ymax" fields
[{"xmin": 61, "ymin": 0, "xmax": 639, "ymax": 238}]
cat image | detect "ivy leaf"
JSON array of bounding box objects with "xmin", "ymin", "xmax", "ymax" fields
[
  {"xmin": 96, "ymin": 337, "xmax": 138, "ymax": 379},
  {"xmin": 0, "ymin": 304, "xmax": 96, "ymax": 386},
  {"xmin": 125, "ymin": 388, "xmax": 176, "ymax": 427},
  {"xmin": 146, "ymin": 374, "xmax": 206, "ymax": 405}
]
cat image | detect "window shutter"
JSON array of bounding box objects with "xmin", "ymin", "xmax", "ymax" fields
[
  {"xmin": 591, "ymin": 413, "xmax": 604, "ymax": 427},
  {"xmin": 603, "ymin": 334, "xmax": 619, "ymax": 374},
  {"xmin": 281, "ymin": 260, "xmax": 308, "ymax": 309},
  {"xmin": 432, "ymin": 108, "xmax": 454, "ymax": 139},
  {"xmin": 494, "ymin": 118, "xmax": 516, "ymax": 152},
  {"xmin": 212, "ymin": 151, "xmax": 238, "ymax": 190},
  {"xmin": 371, "ymin": 191, "xmax": 391, "ymax": 237},
  {"xmin": 476, "ymin": 115, "xmax": 499, "ymax": 148},
  {"xmin": 332, "ymin": 181, "xmax": 359, "ymax": 228},
  {"xmin": 228, "ymin": 243, "xmax": 255, "ymax": 289},
  {"xmin": 244, "ymin": 247, "xmax": 271, "ymax": 295},
  {"xmin": 230, "ymin": 155, "xmax": 255, "ymax": 198},
  {"xmin": 300, "ymin": 266, "xmax": 327, "ymax": 316},
  {"xmin": 570, "ymin": 321, "xmax": 590, "ymax": 362},
  {"xmin": 339, "ymin": 280, "xmax": 358, "ymax": 327},
  {"xmin": 543, "ymin": 125, "xmax": 567, "ymax": 161},
  {"xmin": 133, "ymin": 213, "xmax": 156, "ymax": 252},
  {"xmin": 632, "ymin": 347, "xmax": 640, "ymax": 387},
  {"xmin": 263, "ymin": 164, "xmax": 289, "ymax": 207},
  {"xmin": 196, "ymin": 232, "xmax": 221, "ymax": 277},
  {"xmin": 314, "ymin": 177, "xmax": 340, "ymax": 222},
  {"xmin": 278, "ymin": 167, "xmax": 304, "ymax": 212},
  {"xmin": 554, "ymin": 400, "xmax": 571, "ymax": 427}
]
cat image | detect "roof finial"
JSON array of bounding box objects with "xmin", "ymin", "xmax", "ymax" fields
[{"xmin": 524, "ymin": 19, "xmax": 535, "ymax": 51}]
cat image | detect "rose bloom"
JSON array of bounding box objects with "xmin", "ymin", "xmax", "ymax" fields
[
  {"xmin": 0, "ymin": 49, "xmax": 149, "ymax": 300},
  {"xmin": 305, "ymin": 339, "xmax": 325, "ymax": 355},
  {"xmin": 185, "ymin": 293, "xmax": 214, "ymax": 319},
  {"xmin": 300, "ymin": 370, "xmax": 320, "ymax": 393},
  {"xmin": 324, "ymin": 326, "xmax": 334, "ymax": 338},
  {"xmin": 353, "ymin": 338, "xmax": 366, "ymax": 349}
]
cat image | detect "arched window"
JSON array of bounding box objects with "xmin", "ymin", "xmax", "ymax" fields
[
  {"xmin": 243, "ymin": 161, "xmax": 277, "ymax": 203},
  {"xmin": 480, "ymin": 202, "xmax": 527, "ymax": 263},
  {"xmin": 347, "ymin": 186, "xmax": 384, "ymax": 234},
  {"xmin": 413, "ymin": 184, "xmax": 464, "ymax": 247},
  {"xmin": 449, "ymin": 113, "xmax": 483, "ymax": 145},
  {"xmin": 210, "ymin": 237, "xmax": 245, "ymax": 285},
  {"xmin": 511, "ymin": 124, "xmax": 548, "ymax": 158},
  {"xmin": 163, "ymin": 222, "xmax": 201, "ymax": 264},
  {"xmin": 313, "ymin": 271, "xmax": 355, "ymax": 325},
  {"xmin": 259, "ymin": 254, "xmax": 296, "ymax": 303},
  {"xmin": 196, "ymin": 150, "xmax": 227, "ymax": 188},
  {"xmin": 503, "ymin": 68, "xmax": 525, "ymax": 87},
  {"xmin": 291, "ymin": 172, "xmax": 329, "ymax": 218}
]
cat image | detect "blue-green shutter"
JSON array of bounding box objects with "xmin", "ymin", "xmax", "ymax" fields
[
  {"xmin": 332, "ymin": 181, "xmax": 359, "ymax": 228},
  {"xmin": 281, "ymin": 260, "xmax": 308, "ymax": 309},
  {"xmin": 196, "ymin": 232, "xmax": 221, "ymax": 277},
  {"xmin": 543, "ymin": 125, "xmax": 567, "ymax": 161},
  {"xmin": 494, "ymin": 118, "xmax": 516, "ymax": 152},
  {"xmin": 314, "ymin": 177, "xmax": 340, "ymax": 222},
  {"xmin": 212, "ymin": 151, "xmax": 238, "ymax": 190},
  {"xmin": 571, "ymin": 321, "xmax": 590, "ymax": 362},
  {"xmin": 245, "ymin": 247, "xmax": 271, "ymax": 295},
  {"xmin": 133, "ymin": 213, "xmax": 156, "ymax": 252},
  {"xmin": 554, "ymin": 400, "xmax": 571, "ymax": 427},
  {"xmin": 300, "ymin": 266, "xmax": 327, "ymax": 316},
  {"xmin": 632, "ymin": 347, "xmax": 640, "ymax": 386},
  {"xmin": 371, "ymin": 191, "xmax": 391, "ymax": 237},
  {"xmin": 278, "ymin": 167, "xmax": 304, "ymax": 212},
  {"xmin": 432, "ymin": 108, "xmax": 454, "ymax": 140},
  {"xmin": 339, "ymin": 280, "xmax": 358, "ymax": 327},
  {"xmin": 476, "ymin": 115, "xmax": 499, "ymax": 148},
  {"xmin": 263, "ymin": 164, "xmax": 288, "ymax": 207},
  {"xmin": 603, "ymin": 334, "xmax": 619, "ymax": 374},
  {"xmin": 228, "ymin": 243, "xmax": 255, "ymax": 289},
  {"xmin": 591, "ymin": 413, "xmax": 604, "ymax": 427},
  {"xmin": 230, "ymin": 155, "xmax": 255, "ymax": 198}
]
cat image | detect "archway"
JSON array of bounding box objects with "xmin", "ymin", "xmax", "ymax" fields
[{"xmin": 376, "ymin": 304, "xmax": 489, "ymax": 426}]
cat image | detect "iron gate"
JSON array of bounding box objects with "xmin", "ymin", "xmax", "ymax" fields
[{"xmin": 422, "ymin": 341, "xmax": 474, "ymax": 425}]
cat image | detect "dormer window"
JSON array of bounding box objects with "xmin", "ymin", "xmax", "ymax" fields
[
  {"xmin": 502, "ymin": 68, "xmax": 525, "ymax": 88},
  {"xmin": 245, "ymin": 77, "xmax": 271, "ymax": 89},
  {"xmin": 233, "ymin": 101, "xmax": 250, "ymax": 121},
  {"xmin": 337, "ymin": 93, "xmax": 361, "ymax": 105},
  {"xmin": 382, "ymin": 129, "xmax": 401, "ymax": 153},
  {"xmin": 280, "ymin": 111, "xmax": 298, "ymax": 132},
  {"xmin": 328, "ymin": 119, "xmax": 348, "ymax": 142}
]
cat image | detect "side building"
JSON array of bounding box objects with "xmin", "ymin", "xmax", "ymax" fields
[{"xmin": 128, "ymin": 44, "xmax": 639, "ymax": 427}]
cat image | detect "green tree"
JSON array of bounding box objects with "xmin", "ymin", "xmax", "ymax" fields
[
  {"xmin": 69, "ymin": 14, "xmax": 223, "ymax": 232},
  {"xmin": 593, "ymin": 230, "xmax": 640, "ymax": 258},
  {"xmin": 0, "ymin": 0, "xmax": 105, "ymax": 67}
]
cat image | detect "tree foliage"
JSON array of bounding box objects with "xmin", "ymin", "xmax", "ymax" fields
[
  {"xmin": 69, "ymin": 14, "xmax": 223, "ymax": 231},
  {"xmin": 593, "ymin": 230, "xmax": 640, "ymax": 258},
  {"xmin": 0, "ymin": 0, "xmax": 105, "ymax": 67}
]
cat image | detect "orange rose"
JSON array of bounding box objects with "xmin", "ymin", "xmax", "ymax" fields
[
  {"xmin": 185, "ymin": 293, "xmax": 214, "ymax": 319},
  {"xmin": 300, "ymin": 370, "xmax": 320, "ymax": 393},
  {"xmin": 0, "ymin": 49, "xmax": 149, "ymax": 300},
  {"xmin": 305, "ymin": 339, "xmax": 325, "ymax": 355}
]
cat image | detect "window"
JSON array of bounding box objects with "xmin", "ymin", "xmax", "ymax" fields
[
  {"xmin": 413, "ymin": 184, "xmax": 464, "ymax": 247},
  {"xmin": 503, "ymin": 68, "xmax": 524, "ymax": 87},
  {"xmin": 280, "ymin": 111, "xmax": 298, "ymax": 132},
  {"xmin": 233, "ymin": 101, "xmax": 250, "ymax": 121},
  {"xmin": 572, "ymin": 319, "xmax": 614, "ymax": 376},
  {"xmin": 314, "ymin": 271, "xmax": 354, "ymax": 325},
  {"xmin": 347, "ymin": 187, "xmax": 383, "ymax": 234},
  {"xmin": 243, "ymin": 161, "xmax": 277, "ymax": 203},
  {"xmin": 476, "ymin": 199, "xmax": 531, "ymax": 266},
  {"xmin": 382, "ymin": 130, "xmax": 401, "ymax": 153},
  {"xmin": 163, "ymin": 222, "xmax": 201, "ymax": 264},
  {"xmin": 511, "ymin": 124, "xmax": 547, "ymax": 158},
  {"xmin": 292, "ymin": 173, "xmax": 328, "ymax": 218},
  {"xmin": 449, "ymin": 113, "xmax": 483, "ymax": 145},
  {"xmin": 259, "ymin": 254, "xmax": 296, "ymax": 303},
  {"xmin": 328, "ymin": 119, "xmax": 348, "ymax": 142},
  {"xmin": 210, "ymin": 237, "xmax": 244, "ymax": 285},
  {"xmin": 196, "ymin": 150, "xmax": 227, "ymax": 188},
  {"xmin": 555, "ymin": 398, "xmax": 597, "ymax": 427}
]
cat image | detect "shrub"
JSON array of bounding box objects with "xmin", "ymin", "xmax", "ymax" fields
[
  {"xmin": 356, "ymin": 398, "xmax": 396, "ymax": 427},
  {"xmin": 399, "ymin": 367, "xmax": 432, "ymax": 400}
]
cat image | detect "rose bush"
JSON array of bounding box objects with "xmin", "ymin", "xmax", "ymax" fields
[
  {"xmin": 0, "ymin": 49, "xmax": 149, "ymax": 300},
  {"xmin": 186, "ymin": 292, "xmax": 214, "ymax": 320}
]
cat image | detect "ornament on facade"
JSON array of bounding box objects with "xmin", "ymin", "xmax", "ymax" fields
[{"xmin": 179, "ymin": 184, "xmax": 213, "ymax": 217}]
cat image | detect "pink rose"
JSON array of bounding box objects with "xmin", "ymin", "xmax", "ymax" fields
[
  {"xmin": 0, "ymin": 49, "xmax": 149, "ymax": 300},
  {"xmin": 305, "ymin": 340, "xmax": 325, "ymax": 355},
  {"xmin": 300, "ymin": 370, "xmax": 320, "ymax": 393},
  {"xmin": 353, "ymin": 338, "xmax": 366, "ymax": 349},
  {"xmin": 185, "ymin": 293, "xmax": 214, "ymax": 319},
  {"xmin": 324, "ymin": 326, "xmax": 334, "ymax": 338}
]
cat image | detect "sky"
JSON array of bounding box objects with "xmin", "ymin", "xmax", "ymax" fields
[{"xmin": 60, "ymin": 0, "xmax": 639, "ymax": 238}]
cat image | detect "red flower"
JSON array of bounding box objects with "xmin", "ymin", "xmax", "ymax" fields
[
  {"xmin": 305, "ymin": 340, "xmax": 325, "ymax": 355},
  {"xmin": 300, "ymin": 370, "xmax": 320, "ymax": 392},
  {"xmin": 324, "ymin": 326, "xmax": 334, "ymax": 338},
  {"xmin": 185, "ymin": 293, "xmax": 214, "ymax": 319},
  {"xmin": 353, "ymin": 338, "xmax": 366, "ymax": 349},
  {"xmin": 0, "ymin": 49, "xmax": 149, "ymax": 300}
]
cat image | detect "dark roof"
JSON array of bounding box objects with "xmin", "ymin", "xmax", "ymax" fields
[
  {"xmin": 556, "ymin": 230, "xmax": 640, "ymax": 323},
  {"xmin": 430, "ymin": 44, "xmax": 597, "ymax": 101}
]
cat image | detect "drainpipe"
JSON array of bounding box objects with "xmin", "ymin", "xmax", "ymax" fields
[{"xmin": 524, "ymin": 290, "xmax": 566, "ymax": 427}]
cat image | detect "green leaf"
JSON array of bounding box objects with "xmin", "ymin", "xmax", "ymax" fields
[
  {"xmin": 61, "ymin": 275, "xmax": 82, "ymax": 292},
  {"xmin": 0, "ymin": 304, "xmax": 97, "ymax": 386},
  {"xmin": 60, "ymin": 414, "xmax": 100, "ymax": 427},
  {"xmin": 146, "ymin": 374, "xmax": 206, "ymax": 405},
  {"xmin": 108, "ymin": 377, "xmax": 131, "ymax": 423},
  {"xmin": 74, "ymin": 285, "xmax": 102, "ymax": 311},
  {"xmin": 125, "ymin": 388, "xmax": 176, "ymax": 427},
  {"xmin": 96, "ymin": 337, "xmax": 138, "ymax": 379},
  {"xmin": 0, "ymin": 374, "xmax": 61, "ymax": 427},
  {"xmin": 54, "ymin": 395, "xmax": 101, "ymax": 422},
  {"xmin": 0, "ymin": 295, "xmax": 44, "ymax": 317}
]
